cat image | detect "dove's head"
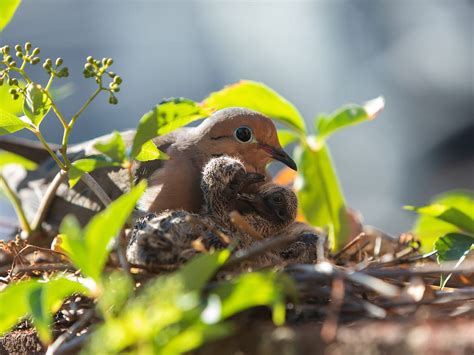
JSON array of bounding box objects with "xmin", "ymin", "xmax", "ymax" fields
[{"xmin": 197, "ymin": 108, "xmax": 297, "ymax": 174}]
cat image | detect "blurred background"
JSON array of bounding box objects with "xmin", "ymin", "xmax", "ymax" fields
[{"xmin": 0, "ymin": 0, "xmax": 472, "ymax": 237}]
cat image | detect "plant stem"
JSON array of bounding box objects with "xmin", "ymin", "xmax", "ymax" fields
[
  {"xmin": 43, "ymin": 88, "xmax": 68, "ymax": 129},
  {"xmin": 33, "ymin": 129, "xmax": 66, "ymax": 170},
  {"xmin": 60, "ymin": 87, "xmax": 103, "ymax": 166},
  {"xmin": 31, "ymin": 170, "xmax": 67, "ymax": 231},
  {"xmin": 81, "ymin": 172, "xmax": 112, "ymax": 206},
  {"xmin": 0, "ymin": 174, "xmax": 32, "ymax": 234}
]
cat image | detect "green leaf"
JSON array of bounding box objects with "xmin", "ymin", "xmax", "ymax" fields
[
  {"xmin": 0, "ymin": 280, "xmax": 34, "ymax": 335},
  {"xmin": 131, "ymin": 98, "xmax": 209, "ymax": 158},
  {"xmin": 60, "ymin": 181, "xmax": 146, "ymax": 282},
  {"xmin": 405, "ymin": 204, "xmax": 474, "ymax": 235},
  {"xmin": 208, "ymin": 271, "xmax": 292, "ymax": 326},
  {"xmin": 68, "ymin": 156, "xmax": 120, "ymax": 187},
  {"xmin": 295, "ymin": 141, "xmax": 349, "ymax": 251},
  {"xmin": 0, "ymin": 278, "xmax": 88, "ymax": 343},
  {"xmin": 408, "ymin": 190, "xmax": 474, "ymax": 252},
  {"xmin": 0, "ymin": 151, "xmax": 37, "ymax": 170},
  {"xmin": 0, "ymin": 0, "xmax": 21, "ymax": 31},
  {"xmin": 277, "ymin": 129, "xmax": 299, "ymax": 147},
  {"xmin": 23, "ymin": 83, "xmax": 51, "ymax": 127},
  {"xmin": 435, "ymin": 233, "xmax": 474, "ymax": 263},
  {"xmin": 134, "ymin": 139, "xmax": 167, "ymax": 162},
  {"xmin": 315, "ymin": 96, "xmax": 384, "ymax": 140},
  {"xmin": 0, "ymin": 107, "xmax": 30, "ymax": 135},
  {"xmin": 93, "ymin": 131, "xmax": 126, "ymax": 163},
  {"xmin": 0, "ymin": 83, "xmax": 23, "ymax": 114},
  {"xmin": 202, "ymin": 80, "xmax": 306, "ymax": 133}
]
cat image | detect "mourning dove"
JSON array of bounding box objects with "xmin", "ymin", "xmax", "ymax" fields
[
  {"xmin": 126, "ymin": 156, "xmax": 298, "ymax": 269},
  {"xmin": 0, "ymin": 108, "xmax": 297, "ymax": 231}
]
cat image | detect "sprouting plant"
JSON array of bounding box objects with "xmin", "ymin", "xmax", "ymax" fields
[
  {"xmin": 0, "ymin": 42, "xmax": 123, "ymax": 234},
  {"xmin": 405, "ymin": 190, "xmax": 474, "ymax": 287}
]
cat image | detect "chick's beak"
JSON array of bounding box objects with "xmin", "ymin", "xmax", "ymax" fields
[{"xmin": 270, "ymin": 147, "xmax": 297, "ymax": 171}]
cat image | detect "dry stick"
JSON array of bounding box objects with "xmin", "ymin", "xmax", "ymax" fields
[
  {"xmin": 46, "ymin": 308, "xmax": 95, "ymax": 355},
  {"xmin": 225, "ymin": 232, "xmax": 300, "ymax": 269},
  {"xmin": 31, "ymin": 170, "xmax": 67, "ymax": 231},
  {"xmin": 364, "ymin": 260, "xmax": 474, "ymax": 278},
  {"xmin": 321, "ymin": 277, "xmax": 345, "ymax": 343},
  {"xmin": 80, "ymin": 172, "xmax": 112, "ymax": 206},
  {"xmin": 332, "ymin": 233, "xmax": 365, "ymax": 260}
]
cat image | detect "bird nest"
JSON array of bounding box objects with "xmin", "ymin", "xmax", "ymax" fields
[{"xmin": 1, "ymin": 223, "xmax": 473, "ymax": 355}]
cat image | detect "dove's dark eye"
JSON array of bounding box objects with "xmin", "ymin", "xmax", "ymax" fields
[{"xmin": 234, "ymin": 126, "xmax": 253, "ymax": 143}]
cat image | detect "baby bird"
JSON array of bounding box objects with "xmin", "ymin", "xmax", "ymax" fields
[{"xmin": 126, "ymin": 156, "xmax": 298, "ymax": 270}]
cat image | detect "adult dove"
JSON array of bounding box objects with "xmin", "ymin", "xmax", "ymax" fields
[{"xmin": 0, "ymin": 108, "xmax": 297, "ymax": 231}]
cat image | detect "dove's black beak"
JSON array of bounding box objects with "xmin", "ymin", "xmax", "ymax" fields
[{"xmin": 271, "ymin": 148, "xmax": 297, "ymax": 171}]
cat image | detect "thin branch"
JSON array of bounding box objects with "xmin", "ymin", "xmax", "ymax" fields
[
  {"xmin": 0, "ymin": 174, "xmax": 31, "ymax": 234},
  {"xmin": 33, "ymin": 129, "xmax": 66, "ymax": 170},
  {"xmin": 31, "ymin": 170, "xmax": 67, "ymax": 231},
  {"xmin": 80, "ymin": 172, "xmax": 112, "ymax": 206}
]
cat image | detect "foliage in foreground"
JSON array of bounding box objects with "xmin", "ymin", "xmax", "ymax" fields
[{"xmin": 406, "ymin": 190, "xmax": 474, "ymax": 287}]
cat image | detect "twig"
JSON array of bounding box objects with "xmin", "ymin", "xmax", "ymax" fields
[
  {"xmin": 0, "ymin": 174, "xmax": 32, "ymax": 234},
  {"xmin": 225, "ymin": 232, "xmax": 300, "ymax": 268},
  {"xmin": 31, "ymin": 170, "xmax": 67, "ymax": 231},
  {"xmin": 80, "ymin": 172, "xmax": 112, "ymax": 206},
  {"xmin": 333, "ymin": 233, "xmax": 365, "ymax": 260},
  {"xmin": 46, "ymin": 309, "xmax": 94, "ymax": 355},
  {"xmin": 321, "ymin": 277, "xmax": 345, "ymax": 343}
]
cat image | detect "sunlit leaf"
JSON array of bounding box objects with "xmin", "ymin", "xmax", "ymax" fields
[
  {"xmin": 131, "ymin": 98, "xmax": 209, "ymax": 158},
  {"xmin": 23, "ymin": 83, "xmax": 51, "ymax": 127},
  {"xmin": 435, "ymin": 233, "xmax": 474, "ymax": 263},
  {"xmin": 408, "ymin": 190, "xmax": 474, "ymax": 252},
  {"xmin": 0, "ymin": 108, "xmax": 30, "ymax": 135},
  {"xmin": 210, "ymin": 271, "xmax": 292, "ymax": 326},
  {"xmin": 61, "ymin": 182, "xmax": 146, "ymax": 282},
  {"xmin": 0, "ymin": 281, "xmax": 35, "ymax": 335},
  {"xmin": 0, "ymin": 84, "xmax": 23, "ymax": 114},
  {"xmin": 93, "ymin": 130, "xmax": 126, "ymax": 163},
  {"xmin": 277, "ymin": 129, "xmax": 299, "ymax": 147},
  {"xmin": 134, "ymin": 139, "xmax": 168, "ymax": 162},
  {"xmin": 0, "ymin": 151, "xmax": 37, "ymax": 170},
  {"xmin": 294, "ymin": 141, "xmax": 349, "ymax": 250},
  {"xmin": 0, "ymin": 0, "xmax": 21, "ymax": 31},
  {"xmin": 202, "ymin": 80, "xmax": 306, "ymax": 133},
  {"xmin": 405, "ymin": 204, "xmax": 474, "ymax": 235},
  {"xmin": 315, "ymin": 96, "xmax": 384, "ymax": 140},
  {"xmin": 68, "ymin": 156, "xmax": 120, "ymax": 187}
]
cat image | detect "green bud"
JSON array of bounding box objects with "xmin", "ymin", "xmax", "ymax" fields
[
  {"xmin": 58, "ymin": 67, "xmax": 69, "ymax": 77},
  {"xmin": 13, "ymin": 93, "xmax": 19, "ymax": 100},
  {"xmin": 108, "ymin": 71, "xmax": 116, "ymax": 78},
  {"xmin": 16, "ymin": 51, "xmax": 23, "ymax": 58},
  {"xmin": 106, "ymin": 58, "xmax": 114, "ymax": 66},
  {"xmin": 108, "ymin": 96, "xmax": 118, "ymax": 105},
  {"xmin": 11, "ymin": 78, "xmax": 18, "ymax": 86},
  {"xmin": 87, "ymin": 56, "xmax": 94, "ymax": 63},
  {"xmin": 5, "ymin": 55, "xmax": 12, "ymax": 63},
  {"xmin": 84, "ymin": 63, "xmax": 93, "ymax": 71},
  {"xmin": 1, "ymin": 45, "xmax": 10, "ymax": 54},
  {"xmin": 44, "ymin": 58, "xmax": 52, "ymax": 67},
  {"xmin": 9, "ymin": 61, "xmax": 16, "ymax": 68},
  {"xmin": 113, "ymin": 76, "xmax": 122, "ymax": 85},
  {"xmin": 55, "ymin": 57, "xmax": 63, "ymax": 66},
  {"xmin": 83, "ymin": 69, "xmax": 92, "ymax": 78},
  {"xmin": 101, "ymin": 57, "xmax": 107, "ymax": 66},
  {"xmin": 31, "ymin": 57, "xmax": 40, "ymax": 65},
  {"xmin": 32, "ymin": 47, "xmax": 40, "ymax": 56},
  {"xmin": 8, "ymin": 88, "xmax": 17, "ymax": 94},
  {"xmin": 25, "ymin": 42, "xmax": 32, "ymax": 51},
  {"xmin": 14, "ymin": 45, "xmax": 22, "ymax": 53}
]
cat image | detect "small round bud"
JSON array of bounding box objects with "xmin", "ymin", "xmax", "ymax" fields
[
  {"xmin": 11, "ymin": 78, "xmax": 18, "ymax": 86},
  {"xmin": 25, "ymin": 42, "xmax": 32, "ymax": 51},
  {"xmin": 31, "ymin": 57, "xmax": 40, "ymax": 65},
  {"xmin": 108, "ymin": 96, "xmax": 118, "ymax": 105},
  {"xmin": 106, "ymin": 58, "xmax": 113, "ymax": 66},
  {"xmin": 1, "ymin": 45, "xmax": 10, "ymax": 54},
  {"xmin": 32, "ymin": 47, "xmax": 40, "ymax": 56},
  {"xmin": 108, "ymin": 71, "xmax": 116, "ymax": 78},
  {"xmin": 8, "ymin": 88, "xmax": 17, "ymax": 94},
  {"xmin": 55, "ymin": 57, "xmax": 63, "ymax": 66},
  {"xmin": 13, "ymin": 94, "xmax": 19, "ymax": 100},
  {"xmin": 16, "ymin": 51, "xmax": 23, "ymax": 58},
  {"xmin": 86, "ymin": 56, "xmax": 94, "ymax": 63},
  {"xmin": 5, "ymin": 55, "xmax": 12, "ymax": 63},
  {"xmin": 113, "ymin": 76, "xmax": 122, "ymax": 85},
  {"xmin": 9, "ymin": 61, "xmax": 16, "ymax": 68},
  {"xmin": 14, "ymin": 45, "xmax": 22, "ymax": 53},
  {"xmin": 58, "ymin": 67, "xmax": 69, "ymax": 77},
  {"xmin": 44, "ymin": 58, "xmax": 52, "ymax": 67},
  {"xmin": 101, "ymin": 57, "xmax": 107, "ymax": 66},
  {"xmin": 84, "ymin": 63, "xmax": 93, "ymax": 71}
]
